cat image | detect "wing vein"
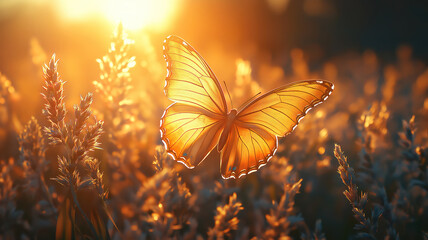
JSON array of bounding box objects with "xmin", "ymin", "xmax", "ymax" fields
[
  {"xmin": 279, "ymin": 89, "xmax": 319, "ymax": 99},
  {"xmin": 163, "ymin": 116, "xmax": 203, "ymax": 127},
  {"xmin": 168, "ymin": 52, "xmax": 208, "ymax": 75},
  {"xmin": 249, "ymin": 130, "xmax": 257, "ymax": 164},
  {"xmin": 177, "ymin": 99, "xmax": 221, "ymax": 116},
  {"xmin": 168, "ymin": 114, "xmax": 202, "ymax": 135},
  {"xmin": 173, "ymin": 61, "xmax": 204, "ymax": 77},
  {"xmin": 261, "ymin": 109, "xmax": 289, "ymax": 129},
  {"xmin": 171, "ymin": 88, "xmax": 209, "ymax": 97},
  {"xmin": 277, "ymin": 93, "xmax": 311, "ymax": 104},
  {"xmin": 249, "ymin": 129, "xmax": 270, "ymax": 154},
  {"xmin": 170, "ymin": 121, "xmax": 218, "ymax": 147},
  {"xmin": 180, "ymin": 129, "xmax": 199, "ymax": 154},
  {"xmin": 268, "ymin": 106, "xmax": 295, "ymax": 126},
  {"xmin": 242, "ymin": 121, "xmax": 280, "ymax": 135},
  {"xmin": 168, "ymin": 79, "xmax": 205, "ymax": 89},
  {"xmin": 171, "ymin": 68, "xmax": 202, "ymax": 81},
  {"xmin": 236, "ymin": 126, "xmax": 249, "ymax": 169},
  {"xmin": 301, "ymin": 84, "xmax": 327, "ymax": 93}
]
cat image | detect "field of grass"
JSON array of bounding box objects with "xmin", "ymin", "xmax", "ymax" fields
[{"xmin": 1, "ymin": 9, "xmax": 428, "ymax": 240}]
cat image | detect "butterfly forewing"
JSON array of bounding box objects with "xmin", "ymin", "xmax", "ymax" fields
[
  {"xmin": 220, "ymin": 80, "xmax": 334, "ymax": 178},
  {"xmin": 163, "ymin": 35, "xmax": 228, "ymax": 116},
  {"xmin": 162, "ymin": 36, "xmax": 229, "ymax": 167}
]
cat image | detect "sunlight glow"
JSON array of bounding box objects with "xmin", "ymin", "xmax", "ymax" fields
[
  {"xmin": 104, "ymin": 0, "xmax": 177, "ymax": 30},
  {"xmin": 57, "ymin": 0, "xmax": 177, "ymax": 30},
  {"xmin": 56, "ymin": 0, "xmax": 104, "ymax": 19}
]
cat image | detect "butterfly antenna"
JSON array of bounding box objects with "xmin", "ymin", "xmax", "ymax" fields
[
  {"xmin": 223, "ymin": 81, "xmax": 234, "ymax": 108},
  {"xmin": 237, "ymin": 91, "xmax": 262, "ymax": 111}
]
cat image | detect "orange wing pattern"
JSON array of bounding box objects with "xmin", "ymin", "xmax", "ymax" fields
[
  {"xmin": 163, "ymin": 35, "xmax": 228, "ymax": 116},
  {"xmin": 220, "ymin": 80, "xmax": 334, "ymax": 178},
  {"xmin": 161, "ymin": 103, "xmax": 225, "ymax": 168},
  {"xmin": 220, "ymin": 123, "xmax": 277, "ymax": 179}
]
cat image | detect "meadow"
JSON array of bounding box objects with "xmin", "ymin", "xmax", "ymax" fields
[{"xmin": 1, "ymin": 2, "xmax": 428, "ymax": 239}]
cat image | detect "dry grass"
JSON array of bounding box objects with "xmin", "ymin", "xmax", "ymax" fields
[{"xmin": 42, "ymin": 54, "xmax": 107, "ymax": 239}]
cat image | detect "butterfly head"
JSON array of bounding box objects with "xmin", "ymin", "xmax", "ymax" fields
[{"xmin": 228, "ymin": 108, "xmax": 238, "ymax": 117}]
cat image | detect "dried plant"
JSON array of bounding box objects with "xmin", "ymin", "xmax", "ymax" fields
[
  {"xmin": 41, "ymin": 55, "xmax": 67, "ymax": 146},
  {"xmin": 334, "ymin": 144, "xmax": 377, "ymax": 238},
  {"xmin": 312, "ymin": 219, "xmax": 326, "ymax": 240},
  {"xmin": 335, "ymin": 144, "xmax": 401, "ymax": 239},
  {"xmin": 391, "ymin": 116, "xmax": 428, "ymax": 238},
  {"xmin": 0, "ymin": 73, "xmax": 20, "ymax": 157},
  {"xmin": 0, "ymin": 73, "xmax": 17, "ymax": 128},
  {"xmin": 19, "ymin": 117, "xmax": 46, "ymax": 178},
  {"xmin": 263, "ymin": 178, "xmax": 303, "ymax": 239},
  {"xmin": 42, "ymin": 54, "xmax": 108, "ymax": 239},
  {"xmin": 93, "ymin": 25, "xmax": 148, "ymax": 216},
  {"xmin": 359, "ymin": 101, "xmax": 389, "ymax": 141},
  {"xmin": 208, "ymin": 193, "xmax": 243, "ymax": 240},
  {"xmin": 135, "ymin": 147, "xmax": 193, "ymax": 239},
  {"xmin": 355, "ymin": 102, "xmax": 390, "ymax": 195},
  {"xmin": 18, "ymin": 117, "xmax": 56, "ymax": 223},
  {"xmin": 93, "ymin": 23, "xmax": 143, "ymax": 157},
  {"xmin": 261, "ymin": 156, "xmax": 295, "ymax": 188},
  {"xmin": 0, "ymin": 158, "xmax": 23, "ymax": 238}
]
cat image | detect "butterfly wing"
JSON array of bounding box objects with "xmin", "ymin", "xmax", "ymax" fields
[
  {"xmin": 161, "ymin": 36, "xmax": 228, "ymax": 167},
  {"xmin": 220, "ymin": 80, "xmax": 334, "ymax": 179},
  {"xmin": 163, "ymin": 35, "xmax": 228, "ymax": 115},
  {"xmin": 161, "ymin": 103, "xmax": 225, "ymax": 167}
]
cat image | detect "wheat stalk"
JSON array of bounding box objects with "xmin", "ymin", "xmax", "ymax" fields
[
  {"xmin": 264, "ymin": 178, "xmax": 303, "ymax": 239},
  {"xmin": 334, "ymin": 144, "xmax": 378, "ymax": 239},
  {"xmin": 19, "ymin": 117, "xmax": 56, "ymax": 212},
  {"xmin": 42, "ymin": 54, "xmax": 107, "ymax": 240}
]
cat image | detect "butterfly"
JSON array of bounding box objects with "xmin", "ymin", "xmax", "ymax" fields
[{"xmin": 160, "ymin": 35, "xmax": 334, "ymax": 179}]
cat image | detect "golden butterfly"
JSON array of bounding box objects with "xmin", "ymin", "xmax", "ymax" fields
[{"xmin": 160, "ymin": 35, "xmax": 334, "ymax": 179}]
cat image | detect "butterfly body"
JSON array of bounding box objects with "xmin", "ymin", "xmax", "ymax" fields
[
  {"xmin": 218, "ymin": 109, "xmax": 237, "ymax": 151},
  {"xmin": 161, "ymin": 35, "xmax": 334, "ymax": 179}
]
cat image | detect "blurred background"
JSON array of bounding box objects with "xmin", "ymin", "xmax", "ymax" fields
[{"xmin": 1, "ymin": 0, "xmax": 428, "ymax": 239}]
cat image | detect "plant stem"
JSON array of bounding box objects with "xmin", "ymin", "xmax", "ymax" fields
[
  {"xmin": 39, "ymin": 174, "xmax": 57, "ymax": 213},
  {"xmin": 70, "ymin": 185, "xmax": 100, "ymax": 240}
]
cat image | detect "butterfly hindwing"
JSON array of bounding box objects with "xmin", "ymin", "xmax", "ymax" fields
[
  {"xmin": 220, "ymin": 123, "xmax": 277, "ymax": 179},
  {"xmin": 220, "ymin": 80, "xmax": 334, "ymax": 178},
  {"xmin": 163, "ymin": 35, "xmax": 228, "ymax": 116},
  {"xmin": 161, "ymin": 103, "xmax": 225, "ymax": 168}
]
